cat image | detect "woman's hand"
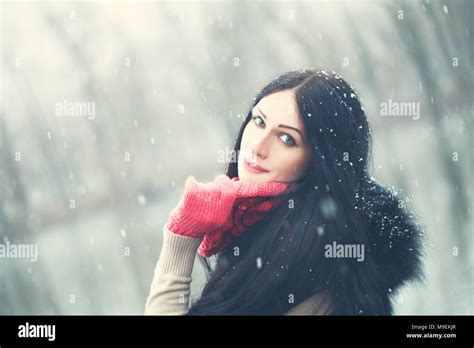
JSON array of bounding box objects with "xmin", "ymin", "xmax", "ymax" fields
[
  {"xmin": 198, "ymin": 196, "xmax": 283, "ymax": 257},
  {"xmin": 165, "ymin": 175, "xmax": 290, "ymax": 238}
]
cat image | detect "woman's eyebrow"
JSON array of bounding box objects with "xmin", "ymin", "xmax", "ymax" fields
[{"xmin": 254, "ymin": 107, "xmax": 305, "ymax": 141}]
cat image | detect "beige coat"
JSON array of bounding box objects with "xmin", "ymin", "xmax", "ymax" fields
[{"xmin": 144, "ymin": 226, "xmax": 332, "ymax": 315}]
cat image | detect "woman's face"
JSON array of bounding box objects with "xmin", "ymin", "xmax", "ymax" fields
[{"xmin": 238, "ymin": 89, "xmax": 312, "ymax": 183}]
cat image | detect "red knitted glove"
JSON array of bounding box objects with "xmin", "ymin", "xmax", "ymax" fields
[
  {"xmin": 165, "ymin": 175, "xmax": 290, "ymax": 238},
  {"xmin": 198, "ymin": 196, "xmax": 283, "ymax": 257}
]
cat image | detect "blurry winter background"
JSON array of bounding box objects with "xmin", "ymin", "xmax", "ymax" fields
[{"xmin": 0, "ymin": 0, "xmax": 472, "ymax": 314}]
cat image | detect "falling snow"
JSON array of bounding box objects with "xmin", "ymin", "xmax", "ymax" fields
[{"xmin": 0, "ymin": 0, "xmax": 470, "ymax": 317}]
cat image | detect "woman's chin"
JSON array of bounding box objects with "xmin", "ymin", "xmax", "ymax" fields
[{"xmin": 238, "ymin": 171, "xmax": 272, "ymax": 183}]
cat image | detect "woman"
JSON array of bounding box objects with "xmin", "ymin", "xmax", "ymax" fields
[{"xmin": 144, "ymin": 68, "xmax": 424, "ymax": 315}]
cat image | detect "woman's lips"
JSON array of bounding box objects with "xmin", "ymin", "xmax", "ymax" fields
[{"xmin": 244, "ymin": 158, "xmax": 269, "ymax": 174}]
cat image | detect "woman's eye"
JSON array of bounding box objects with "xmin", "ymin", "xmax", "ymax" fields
[
  {"xmin": 280, "ymin": 134, "xmax": 296, "ymax": 146},
  {"xmin": 251, "ymin": 116, "xmax": 296, "ymax": 147},
  {"xmin": 252, "ymin": 115, "xmax": 265, "ymax": 127}
]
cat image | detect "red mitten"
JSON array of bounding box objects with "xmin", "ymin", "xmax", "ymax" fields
[
  {"xmin": 165, "ymin": 175, "xmax": 289, "ymax": 238},
  {"xmin": 197, "ymin": 179, "xmax": 289, "ymax": 257}
]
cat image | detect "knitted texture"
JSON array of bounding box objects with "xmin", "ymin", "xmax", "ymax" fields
[
  {"xmin": 165, "ymin": 175, "xmax": 290, "ymax": 238},
  {"xmin": 198, "ymin": 197, "xmax": 283, "ymax": 257}
]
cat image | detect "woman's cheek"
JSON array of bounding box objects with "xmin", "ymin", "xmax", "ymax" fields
[
  {"xmin": 241, "ymin": 125, "xmax": 267, "ymax": 159},
  {"xmin": 240, "ymin": 126, "xmax": 253, "ymax": 149},
  {"xmin": 280, "ymin": 154, "xmax": 308, "ymax": 182},
  {"xmin": 293, "ymin": 155, "xmax": 311, "ymax": 181}
]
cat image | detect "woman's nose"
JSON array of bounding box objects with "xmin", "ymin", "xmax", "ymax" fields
[{"xmin": 251, "ymin": 134, "xmax": 270, "ymax": 159}]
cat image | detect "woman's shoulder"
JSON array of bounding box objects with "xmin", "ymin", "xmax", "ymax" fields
[{"xmin": 285, "ymin": 290, "xmax": 333, "ymax": 315}]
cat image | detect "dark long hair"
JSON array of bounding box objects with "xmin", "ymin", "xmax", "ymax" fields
[{"xmin": 187, "ymin": 68, "xmax": 399, "ymax": 315}]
